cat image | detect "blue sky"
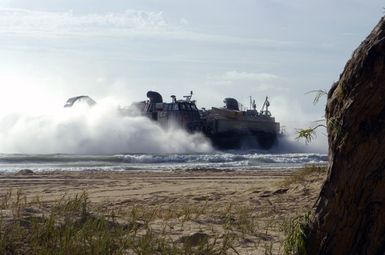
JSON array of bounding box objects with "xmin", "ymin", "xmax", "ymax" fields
[{"xmin": 0, "ymin": 0, "xmax": 383, "ymax": 127}]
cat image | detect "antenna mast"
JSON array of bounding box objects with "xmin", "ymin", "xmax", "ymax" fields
[
  {"xmin": 183, "ymin": 91, "xmax": 193, "ymax": 102},
  {"xmin": 260, "ymin": 96, "xmax": 271, "ymax": 115}
]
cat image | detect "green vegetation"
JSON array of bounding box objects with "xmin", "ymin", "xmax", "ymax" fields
[
  {"xmin": 296, "ymin": 89, "xmax": 327, "ymax": 143},
  {"xmin": 282, "ymin": 212, "xmax": 311, "ymax": 255},
  {"xmin": 305, "ymin": 90, "xmax": 327, "ymax": 105},
  {"xmin": 296, "ymin": 128, "xmax": 319, "ymax": 144},
  {"xmin": 280, "ymin": 165, "xmax": 326, "ymax": 255},
  {"xmin": 327, "ymin": 117, "xmax": 343, "ymax": 141}
]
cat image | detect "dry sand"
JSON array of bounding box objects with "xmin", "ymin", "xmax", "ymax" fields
[{"xmin": 0, "ymin": 168, "xmax": 326, "ymax": 254}]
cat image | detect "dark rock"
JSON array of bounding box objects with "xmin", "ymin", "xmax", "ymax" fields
[
  {"xmin": 307, "ymin": 17, "xmax": 385, "ymax": 255},
  {"xmin": 22, "ymin": 207, "xmax": 42, "ymax": 215},
  {"xmin": 259, "ymin": 191, "xmax": 272, "ymax": 197},
  {"xmin": 272, "ymin": 188, "xmax": 289, "ymax": 195},
  {"xmin": 179, "ymin": 232, "xmax": 209, "ymax": 246},
  {"xmin": 192, "ymin": 196, "xmax": 210, "ymax": 201},
  {"xmin": 17, "ymin": 169, "xmax": 34, "ymax": 175}
]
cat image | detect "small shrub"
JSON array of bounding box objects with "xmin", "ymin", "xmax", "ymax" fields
[{"xmin": 282, "ymin": 212, "xmax": 311, "ymax": 255}]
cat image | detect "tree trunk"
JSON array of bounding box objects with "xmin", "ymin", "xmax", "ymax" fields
[{"xmin": 306, "ymin": 17, "xmax": 385, "ymax": 255}]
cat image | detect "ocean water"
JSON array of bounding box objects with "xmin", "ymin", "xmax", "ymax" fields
[{"xmin": 0, "ymin": 151, "xmax": 327, "ymax": 173}]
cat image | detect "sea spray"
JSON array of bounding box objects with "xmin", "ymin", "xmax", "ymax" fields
[
  {"xmin": 273, "ymin": 125, "xmax": 328, "ymax": 154},
  {"xmin": 0, "ymin": 100, "xmax": 213, "ymax": 154}
]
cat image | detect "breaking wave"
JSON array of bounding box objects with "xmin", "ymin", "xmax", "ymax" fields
[{"xmin": 0, "ymin": 152, "xmax": 327, "ymax": 172}]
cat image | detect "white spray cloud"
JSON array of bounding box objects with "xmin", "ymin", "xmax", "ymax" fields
[
  {"xmin": 275, "ymin": 123, "xmax": 328, "ymax": 154},
  {"xmin": 271, "ymin": 95, "xmax": 328, "ymax": 153},
  {"xmin": 0, "ymin": 101, "xmax": 213, "ymax": 154}
]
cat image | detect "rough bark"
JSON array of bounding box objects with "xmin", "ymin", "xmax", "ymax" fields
[{"xmin": 307, "ymin": 17, "xmax": 385, "ymax": 255}]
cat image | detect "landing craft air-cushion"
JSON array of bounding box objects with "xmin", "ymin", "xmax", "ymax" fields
[{"xmin": 64, "ymin": 91, "xmax": 281, "ymax": 150}]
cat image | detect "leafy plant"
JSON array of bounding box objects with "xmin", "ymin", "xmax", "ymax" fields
[
  {"xmin": 282, "ymin": 212, "xmax": 311, "ymax": 255},
  {"xmin": 305, "ymin": 90, "xmax": 327, "ymax": 105},
  {"xmin": 296, "ymin": 90, "xmax": 328, "ymax": 143}
]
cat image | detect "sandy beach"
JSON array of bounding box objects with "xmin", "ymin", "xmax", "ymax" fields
[{"xmin": 0, "ymin": 167, "xmax": 326, "ymax": 254}]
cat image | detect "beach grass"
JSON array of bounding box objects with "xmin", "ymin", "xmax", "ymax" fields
[
  {"xmin": 0, "ymin": 192, "xmax": 280, "ymax": 254},
  {"xmin": 0, "ymin": 165, "xmax": 326, "ymax": 254}
]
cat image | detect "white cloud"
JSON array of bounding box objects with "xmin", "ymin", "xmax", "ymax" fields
[
  {"xmin": 223, "ymin": 71, "xmax": 279, "ymax": 82},
  {"xmin": 0, "ymin": 0, "xmax": 10, "ymax": 6},
  {"xmin": 198, "ymin": 70, "xmax": 286, "ymax": 108},
  {"xmin": 0, "ymin": 7, "xmax": 297, "ymax": 48},
  {"xmin": 179, "ymin": 18, "xmax": 189, "ymax": 26},
  {"xmin": 208, "ymin": 71, "xmax": 283, "ymax": 91},
  {"xmin": 0, "ymin": 8, "xmax": 169, "ymax": 37}
]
